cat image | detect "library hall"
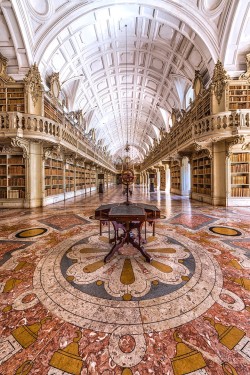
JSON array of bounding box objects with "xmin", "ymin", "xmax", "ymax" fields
[{"xmin": 0, "ymin": 1, "xmax": 250, "ymax": 374}]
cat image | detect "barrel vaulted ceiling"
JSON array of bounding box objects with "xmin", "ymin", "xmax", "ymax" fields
[{"xmin": 0, "ymin": 1, "xmax": 250, "ymax": 163}]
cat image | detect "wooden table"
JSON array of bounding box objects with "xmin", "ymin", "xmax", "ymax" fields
[{"xmin": 95, "ymin": 202, "xmax": 160, "ymax": 263}]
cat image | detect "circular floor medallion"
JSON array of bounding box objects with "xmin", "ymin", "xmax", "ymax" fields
[
  {"xmin": 209, "ymin": 226, "xmax": 241, "ymax": 236},
  {"xmin": 33, "ymin": 230, "xmax": 223, "ymax": 333},
  {"xmin": 16, "ymin": 228, "xmax": 47, "ymax": 238}
]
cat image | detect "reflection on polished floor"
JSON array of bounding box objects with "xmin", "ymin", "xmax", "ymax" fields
[{"xmin": 0, "ymin": 186, "xmax": 250, "ymax": 375}]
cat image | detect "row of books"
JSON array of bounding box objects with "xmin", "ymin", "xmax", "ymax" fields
[
  {"xmin": 8, "ymin": 189, "xmax": 25, "ymax": 198},
  {"xmin": 231, "ymin": 154, "xmax": 250, "ymax": 162},
  {"xmin": 45, "ymin": 178, "xmax": 63, "ymax": 185},
  {"xmin": 45, "ymin": 160, "xmax": 63, "ymax": 168},
  {"xmin": 231, "ymin": 187, "xmax": 250, "ymax": 197},
  {"xmin": 231, "ymin": 164, "xmax": 249, "ymax": 172},
  {"xmin": 8, "ymin": 177, "xmax": 25, "ymax": 186},
  {"xmin": 45, "ymin": 169, "xmax": 63, "ymax": 176},
  {"xmin": 193, "ymin": 168, "xmax": 211, "ymax": 175},
  {"xmin": 231, "ymin": 176, "xmax": 248, "ymax": 184},
  {"xmin": 8, "ymin": 166, "xmax": 25, "ymax": 174}
]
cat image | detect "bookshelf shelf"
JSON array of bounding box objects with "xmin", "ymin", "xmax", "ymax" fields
[
  {"xmin": 0, "ymin": 154, "xmax": 26, "ymax": 199},
  {"xmin": 0, "ymin": 85, "xmax": 25, "ymax": 112},
  {"xmin": 192, "ymin": 154, "xmax": 211, "ymax": 196},
  {"xmin": 44, "ymin": 157, "xmax": 64, "ymax": 197},
  {"xmin": 228, "ymin": 82, "xmax": 250, "ymax": 110},
  {"xmin": 230, "ymin": 153, "xmax": 250, "ymax": 197},
  {"xmin": 170, "ymin": 161, "xmax": 181, "ymax": 192}
]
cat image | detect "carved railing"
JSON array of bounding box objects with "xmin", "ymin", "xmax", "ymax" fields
[
  {"xmin": 142, "ymin": 110, "xmax": 250, "ymax": 169},
  {"xmin": 0, "ymin": 112, "xmax": 116, "ymax": 172}
]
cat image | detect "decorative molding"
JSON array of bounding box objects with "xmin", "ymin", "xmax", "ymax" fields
[
  {"xmin": 193, "ymin": 142, "xmax": 212, "ymax": 158},
  {"xmin": 0, "ymin": 53, "xmax": 15, "ymax": 83},
  {"xmin": 193, "ymin": 70, "xmax": 203, "ymax": 97},
  {"xmin": 226, "ymin": 136, "xmax": 245, "ymax": 157},
  {"xmin": 239, "ymin": 52, "xmax": 250, "ymax": 82},
  {"xmin": 24, "ymin": 64, "xmax": 43, "ymax": 105},
  {"xmin": 242, "ymin": 142, "xmax": 250, "ymax": 151},
  {"xmin": 10, "ymin": 137, "xmax": 30, "ymax": 159},
  {"xmin": 43, "ymin": 144, "xmax": 63, "ymax": 160},
  {"xmin": 211, "ymin": 60, "xmax": 228, "ymax": 104},
  {"xmin": 0, "ymin": 145, "xmax": 12, "ymax": 153},
  {"xmin": 65, "ymin": 153, "xmax": 77, "ymax": 164},
  {"xmin": 48, "ymin": 72, "xmax": 61, "ymax": 100}
]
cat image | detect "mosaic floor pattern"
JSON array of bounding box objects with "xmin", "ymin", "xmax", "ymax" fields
[{"xmin": 0, "ymin": 187, "xmax": 250, "ymax": 374}]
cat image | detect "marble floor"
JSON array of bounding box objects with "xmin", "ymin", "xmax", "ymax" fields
[{"xmin": 0, "ymin": 186, "xmax": 250, "ymax": 375}]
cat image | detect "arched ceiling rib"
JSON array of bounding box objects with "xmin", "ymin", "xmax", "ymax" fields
[{"xmin": 0, "ymin": 0, "xmax": 249, "ymax": 162}]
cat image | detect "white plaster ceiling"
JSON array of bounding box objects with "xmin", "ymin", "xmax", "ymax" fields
[{"xmin": 0, "ymin": 0, "xmax": 250, "ymax": 162}]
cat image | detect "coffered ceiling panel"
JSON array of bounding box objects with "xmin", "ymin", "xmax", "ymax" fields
[{"xmin": 0, "ymin": 0, "xmax": 249, "ymax": 162}]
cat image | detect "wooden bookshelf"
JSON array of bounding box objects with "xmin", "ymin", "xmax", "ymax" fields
[
  {"xmin": 65, "ymin": 162, "xmax": 75, "ymax": 193},
  {"xmin": 75, "ymin": 165, "xmax": 85, "ymax": 191},
  {"xmin": 230, "ymin": 153, "xmax": 250, "ymax": 197},
  {"xmin": 196, "ymin": 90, "xmax": 211, "ymax": 119},
  {"xmin": 0, "ymin": 85, "xmax": 25, "ymax": 112},
  {"xmin": 192, "ymin": 154, "xmax": 211, "ymax": 196},
  {"xmin": 170, "ymin": 161, "xmax": 181, "ymax": 192},
  {"xmin": 85, "ymin": 170, "xmax": 90, "ymax": 189},
  {"xmin": 44, "ymin": 97, "xmax": 63, "ymax": 123},
  {"xmin": 90, "ymin": 170, "xmax": 96, "ymax": 188},
  {"xmin": 160, "ymin": 167, "xmax": 166, "ymax": 190},
  {"xmin": 44, "ymin": 157, "xmax": 64, "ymax": 197},
  {"xmin": 228, "ymin": 82, "xmax": 250, "ymax": 110},
  {"xmin": 0, "ymin": 154, "xmax": 26, "ymax": 199}
]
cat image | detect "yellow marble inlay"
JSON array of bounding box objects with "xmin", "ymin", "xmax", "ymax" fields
[
  {"xmin": 66, "ymin": 276, "xmax": 75, "ymax": 282},
  {"xmin": 14, "ymin": 261, "xmax": 28, "ymax": 271},
  {"xmin": 211, "ymin": 227, "xmax": 239, "ymax": 236},
  {"xmin": 152, "ymin": 280, "xmax": 159, "ymax": 285},
  {"xmin": 172, "ymin": 333, "xmax": 206, "ymax": 375},
  {"xmin": 99, "ymin": 236, "xmax": 110, "ymax": 243},
  {"xmin": 17, "ymin": 228, "xmax": 46, "ymax": 237},
  {"xmin": 181, "ymin": 276, "xmax": 190, "ymax": 281},
  {"xmin": 233, "ymin": 277, "xmax": 250, "ymax": 291},
  {"xmin": 49, "ymin": 331, "xmax": 83, "ymax": 375},
  {"xmin": 3, "ymin": 305, "xmax": 12, "ymax": 313},
  {"xmin": 80, "ymin": 248, "xmax": 101, "ymax": 253},
  {"xmin": 83, "ymin": 260, "xmax": 105, "ymax": 273},
  {"xmin": 147, "ymin": 236, "xmax": 157, "ymax": 242},
  {"xmin": 123, "ymin": 293, "xmax": 132, "ymax": 301},
  {"xmin": 147, "ymin": 248, "xmax": 176, "ymax": 253},
  {"xmin": 96, "ymin": 280, "xmax": 103, "ymax": 286},
  {"xmin": 122, "ymin": 369, "xmax": 133, "ymax": 375},
  {"xmin": 15, "ymin": 360, "xmax": 34, "ymax": 375},
  {"xmin": 151, "ymin": 260, "xmax": 173, "ymax": 273},
  {"xmin": 121, "ymin": 259, "xmax": 135, "ymax": 285},
  {"xmin": 3, "ymin": 278, "xmax": 22, "ymax": 292},
  {"xmin": 228, "ymin": 260, "xmax": 242, "ymax": 270}
]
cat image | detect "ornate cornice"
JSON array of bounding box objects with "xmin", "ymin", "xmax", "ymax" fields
[
  {"xmin": 193, "ymin": 142, "xmax": 212, "ymax": 159},
  {"xmin": 43, "ymin": 144, "xmax": 63, "ymax": 160},
  {"xmin": 10, "ymin": 137, "xmax": 30, "ymax": 159},
  {"xmin": 0, "ymin": 145, "xmax": 12, "ymax": 153},
  {"xmin": 226, "ymin": 136, "xmax": 245, "ymax": 157},
  {"xmin": 65, "ymin": 153, "xmax": 77, "ymax": 164}
]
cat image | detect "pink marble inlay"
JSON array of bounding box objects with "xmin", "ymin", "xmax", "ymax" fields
[
  {"xmin": 169, "ymin": 214, "xmax": 216, "ymax": 229},
  {"xmin": 118, "ymin": 335, "xmax": 136, "ymax": 353}
]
